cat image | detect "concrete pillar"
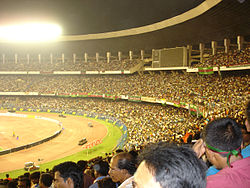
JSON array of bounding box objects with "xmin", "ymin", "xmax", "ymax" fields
[
  {"xmin": 107, "ymin": 52, "xmax": 111, "ymax": 63},
  {"xmin": 140, "ymin": 50, "xmax": 144, "ymax": 60},
  {"xmin": 62, "ymin": 53, "xmax": 65, "ymax": 63},
  {"xmin": 96, "ymin": 53, "xmax": 99, "ymax": 62},
  {"xmin": 84, "ymin": 53, "xmax": 88, "ymax": 63},
  {"xmin": 224, "ymin": 39, "xmax": 230, "ymax": 53},
  {"xmin": 118, "ymin": 51, "xmax": 122, "ymax": 61},
  {"xmin": 73, "ymin": 53, "xmax": 76, "ymax": 64},
  {"xmin": 2, "ymin": 54, "xmax": 5, "ymax": 64},
  {"xmin": 15, "ymin": 53, "xmax": 18, "ymax": 64},
  {"xmin": 211, "ymin": 41, "xmax": 217, "ymax": 55},
  {"xmin": 27, "ymin": 54, "xmax": 30, "ymax": 64},
  {"xmin": 237, "ymin": 36, "xmax": 244, "ymax": 51},
  {"xmin": 129, "ymin": 51, "xmax": 133, "ymax": 60},
  {"xmin": 50, "ymin": 53, "xmax": 53, "ymax": 64},
  {"xmin": 38, "ymin": 54, "xmax": 41, "ymax": 63},
  {"xmin": 199, "ymin": 43, "xmax": 205, "ymax": 63}
]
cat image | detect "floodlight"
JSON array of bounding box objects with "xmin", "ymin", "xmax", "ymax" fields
[{"xmin": 0, "ymin": 23, "xmax": 62, "ymax": 42}]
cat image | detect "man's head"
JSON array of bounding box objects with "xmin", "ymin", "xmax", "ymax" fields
[
  {"xmin": 109, "ymin": 152, "xmax": 137, "ymax": 183},
  {"xmin": 133, "ymin": 143, "xmax": 206, "ymax": 188},
  {"xmin": 93, "ymin": 160, "xmax": 109, "ymax": 178},
  {"xmin": 39, "ymin": 173, "xmax": 53, "ymax": 188},
  {"xmin": 53, "ymin": 161, "xmax": 83, "ymax": 188},
  {"xmin": 76, "ymin": 160, "xmax": 87, "ymax": 172},
  {"xmin": 30, "ymin": 172, "xmax": 40, "ymax": 185},
  {"xmin": 245, "ymin": 100, "xmax": 250, "ymax": 132},
  {"xmin": 18, "ymin": 177, "xmax": 31, "ymax": 188},
  {"xmin": 203, "ymin": 118, "xmax": 243, "ymax": 169}
]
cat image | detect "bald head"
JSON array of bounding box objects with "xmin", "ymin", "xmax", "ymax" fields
[{"xmin": 109, "ymin": 152, "xmax": 137, "ymax": 183}]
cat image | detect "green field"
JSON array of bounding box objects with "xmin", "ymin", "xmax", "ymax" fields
[{"xmin": 0, "ymin": 118, "xmax": 122, "ymax": 179}]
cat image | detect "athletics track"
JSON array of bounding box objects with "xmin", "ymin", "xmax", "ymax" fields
[{"xmin": 0, "ymin": 110, "xmax": 107, "ymax": 172}]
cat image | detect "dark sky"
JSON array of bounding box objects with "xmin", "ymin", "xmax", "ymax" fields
[
  {"xmin": 0, "ymin": 0, "xmax": 249, "ymax": 54},
  {"xmin": 0, "ymin": 0, "xmax": 204, "ymax": 35}
]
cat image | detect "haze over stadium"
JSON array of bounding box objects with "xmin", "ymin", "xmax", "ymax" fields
[{"xmin": 0, "ymin": 0, "xmax": 249, "ymax": 187}]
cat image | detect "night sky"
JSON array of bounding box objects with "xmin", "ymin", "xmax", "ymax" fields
[{"xmin": 0, "ymin": 0, "xmax": 204, "ymax": 35}]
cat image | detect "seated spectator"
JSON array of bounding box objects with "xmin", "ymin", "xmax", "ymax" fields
[
  {"xmin": 30, "ymin": 172, "xmax": 40, "ymax": 188},
  {"xmin": 133, "ymin": 142, "xmax": 206, "ymax": 188},
  {"xmin": 53, "ymin": 161, "xmax": 83, "ymax": 188},
  {"xmin": 89, "ymin": 160, "xmax": 109, "ymax": 188},
  {"xmin": 77, "ymin": 160, "xmax": 94, "ymax": 188},
  {"xmin": 108, "ymin": 152, "xmax": 137, "ymax": 187},
  {"xmin": 18, "ymin": 177, "xmax": 31, "ymax": 188},
  {"xmin": 196, "ymin": 118, "xmax": 250, "ymax": 188},
  {"xmin": 39, "ymin": 173, "xmax": 53, "ymax": 188},
  {"xmin": 204, "ymin": 101, "xmax": 250, "ymax": 176}
]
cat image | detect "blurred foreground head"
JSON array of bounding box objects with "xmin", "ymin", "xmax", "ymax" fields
[{"xmin": 133, "ymin": 142, "xmax": 206, "ymax": 188}]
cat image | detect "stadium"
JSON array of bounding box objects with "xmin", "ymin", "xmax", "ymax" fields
[{"xmin": 0, "ymin": 0, "xmax": 249, "ymax": 187}]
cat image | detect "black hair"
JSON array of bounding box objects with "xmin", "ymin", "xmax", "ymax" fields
[
  {"xmin": 23, "ymin": 173, "xmax": 30, "ymax": 179},
  {"xmin": 204, "ymin": 118, "xmax": 242, "ymax": 151},
  {"xmin": 76, "ymin": 160, "xmax": 87, "ymax": 171},
  {"xmin": 30, "ymin": 172, "xmax": 40, "ymax": 180},
  {"xmin": 138, "ymin": 142, "xmax": 206, "ymax": 188},
  {"xmin": 93, "ymin": 160, "xmax": 109, "ymax": 176},
  {"xmin": 116, "ymin": 152, "xmax": 137, "ymax": 176},
  {"xmin": 53, "ymin": 161, "xmax": 83, "ymax": 188},
  {"xmin": 40, "ymin": 173, "xmax": 53, "ymax": 187},
  {"xmin": 18, "ymin": 177, "xmax": 31, "ymax": 188},
  {"xmin": 97, "ymin": 177, "xmax": 116, "ymax": 188}
]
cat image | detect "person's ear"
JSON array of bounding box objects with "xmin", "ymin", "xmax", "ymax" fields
[
  {"xmin": 66, "ymin": 177, "xmax": 74, "ymax": 188},
  {"xmin": 241, "ymin": 141, "xmax": 244, "ymax": 149},
  {"xmin": 245, "ymin": 120, "xmax": 250, "ymax": 132}
]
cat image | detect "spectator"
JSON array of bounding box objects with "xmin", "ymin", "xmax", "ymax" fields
[
  {"xmin": 18, "ymin": 177, "xmax": 31, "ymax": 188},
  {"xmin": 53, "ymin": 161, "xmax": 83, "ymax": 188},
  {"xmin": 133, "ymin": 142, "xmax": 206, "ymax": 188},
  {"xmin": 30, "ymin": 172, "xmax": 40, "ymax": 188},
  {"xmin": 109, "ymin": 152, "xmax": 137, "ymax": 187},
  {"xmin": 39, "ymin": 173, "xmax": 53, "ymax": 188},
  {"xmin": 204, "ymin": 101, "xmax": 250, "ymax": 176},
  {"xmin": 89, "ymin": 160, "xmax": 109, "ymax": 188},
  {"xmin": 199, "ymin": 118, "xmax": 250, "ymax": 188},
  {"xmin": 77, "ymin": 160, "xmax": 94, "ymax": 188}
]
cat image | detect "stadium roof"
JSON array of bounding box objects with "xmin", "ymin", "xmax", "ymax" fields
[{"xmin": 0, "ymin": 0, "xmax": 249, "ymax": 53}]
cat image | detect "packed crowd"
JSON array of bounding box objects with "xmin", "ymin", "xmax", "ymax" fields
[
  {"xmin": 0, "ymin": 57, "xmax": 139, "ymax": 71},
  {"xmin": 0, "ymin": 97, "xmax": 203, "ymax": 148},
  {"xmin": 0, "ymin": 105, "xmax": 250, "ymax": 187},
  {"xmin": 192, "ymin": 46, "xmax": 250, "ymax": 68},
  {"xmin": 0, "ymin": 47, "xmax": 249, "ymax": 187},
  {"xmin": 0, "ymin": 69, "xmax": 248, "ymax": 122}
]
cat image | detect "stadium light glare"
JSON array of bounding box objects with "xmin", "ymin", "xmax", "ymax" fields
[{"xmin": 0, "ymin": 23, "xmax": 62, "ymax": 42}]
